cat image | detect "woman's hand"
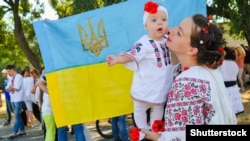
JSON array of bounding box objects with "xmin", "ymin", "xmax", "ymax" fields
[{"xmin": 141, "ymin": 129, "xmax": 161, "ymax": 141}]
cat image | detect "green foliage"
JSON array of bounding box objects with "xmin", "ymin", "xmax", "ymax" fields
[
  {"xmin": 51, "ymin": 0, "xmax": 125, "ymax": 18},
  {"xmin": 20, "ymin": 0, "xmax": 32, "ymax": 15},
  {"xmin": 0, "ymin": 6, "xmax": 5, "ymax": 19},
  {"xmin": 0, "ymin": 0, "xmax": 44, "ymax": 70},
  {"xmin": 207, "ymin": 0, "xmax": 250, "ymax": 45},
  {"xmin": 0, "ymin": 18, "xmax": 27, "ymax": 67}
]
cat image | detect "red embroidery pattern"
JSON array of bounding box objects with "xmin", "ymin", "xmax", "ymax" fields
[{"xmin": 165, "ymin": 77, "xmax": 215, "ymax": 130}]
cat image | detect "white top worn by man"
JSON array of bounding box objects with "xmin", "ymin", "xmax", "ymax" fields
[{"xmin": 5, "ymin": 64, "xmax": 26, "ymax": 140}]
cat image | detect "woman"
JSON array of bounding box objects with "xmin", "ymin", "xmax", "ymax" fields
[
  {"xmin": 234, "ymin": 45, "xmax": 246, "ymax": 91},
  {"xmin": 219, "ymin": 47, "xmax": 244, "ymax": 115},
  {"xmin": 22, "ymin": 69, "xmax": 35, "ymax": 127},
  {"xmin": 141, "ymin": 14, "xmax": 237, "ymax": 141}
]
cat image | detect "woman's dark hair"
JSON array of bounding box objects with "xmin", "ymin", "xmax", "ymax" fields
[
  {"xmin": 190, "ymin": 14, "xmax": 224, "ymax": 69},
  {"xmin": 224, "ymin": 47, "xmax": 236, "ymax": 60}
]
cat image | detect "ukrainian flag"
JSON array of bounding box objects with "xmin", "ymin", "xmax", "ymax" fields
[{"xmin": 33, "ymin": 0, "xmax": 206, "ymax": 127}]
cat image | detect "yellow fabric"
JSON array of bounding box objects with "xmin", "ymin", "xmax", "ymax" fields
[{"xmin": 46, "ymin": 63, "xmax": 134, "ymax": 127}]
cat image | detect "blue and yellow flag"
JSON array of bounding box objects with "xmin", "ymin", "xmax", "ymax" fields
[{"xmin": 33, "ymin": 0, "xmax": 206, "ymax": 127}]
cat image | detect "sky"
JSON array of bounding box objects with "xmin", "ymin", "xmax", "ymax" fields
[
  {"xmin": 0, "ymin": 0, "xmax": 58, "ymax": 20},
  {"xmin": 41, "ymin": 0, "xmax": 58, "ymax": 20}
]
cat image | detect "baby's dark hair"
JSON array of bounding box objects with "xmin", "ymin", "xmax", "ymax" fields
[{"xmin": 190, "ymin": 14, "xmax": 224, "ymax": 69}]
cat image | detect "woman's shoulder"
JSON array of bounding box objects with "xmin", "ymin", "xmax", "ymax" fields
[{"xmin": 177, "ymin": 66, "xmax": 219, "ymax": 83}]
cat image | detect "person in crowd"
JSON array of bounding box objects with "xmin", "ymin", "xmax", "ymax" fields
[
  {"xmin": 107, "ymin": 1, "xmax": 174, "ymax": 140},
  {"xmin": 57, "ymin": 124, "xmax": 86, "ymax": 141},
  {"xmin": 0, "ymin": 88, "xmax": 2, "ymax": 140},
  {"xmin": 27, "ymin": 68, "xmax": 44, "ymax": 127},
  {"xmin": 219, "ymin": 47, "xmax": 244, "ymax": 115},
  {"xmin": 21, "ymin": 69, "xmax": 35, "ymax": 127},
  {"xmin": 141, "ymin": 14, "xmax": 237, "ymax": 141},
  {"xmin": 111, "ymin": 115, "xmax": 129, "ymax": 141},
  {"xmin": 242, "ymin": 44, "xmax": 250, "ymax": 84},
  {"xmin": 0, "ymin": 81, "xmax": 2, "ymax": 107},
  {"xmin": 5, "ymin": 65, "xmax": 27, "ymax": 140},
  {"xmin": 1, "ymin": 69, "xmax": 13, "ymax": 126},
  {"xmin": 30, "ymin": 68, "xmax": 41, "ymax": 104},
  {"xmin": 234, "ymin": 45, "xmax": 246, "ymax": 91},
  {"xmin": 36, "ymin": 73, "xmax": 57, "ymax": 141}
]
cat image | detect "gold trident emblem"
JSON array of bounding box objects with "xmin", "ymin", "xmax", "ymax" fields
[{"xmin": 77, "ymin": 18, "xmax": 109, "ymax": 56}]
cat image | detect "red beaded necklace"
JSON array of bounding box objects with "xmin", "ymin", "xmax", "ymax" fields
[
  {"xmin": 182, "ymin": 63, "xmax": 198, "ymax": 71},
  {"xmin": 183, "ymin": 66, "xmax": 189, "ymax": 71}
]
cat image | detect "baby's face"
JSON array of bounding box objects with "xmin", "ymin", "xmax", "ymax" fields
[{"xmin": 145, "ymin": 10, "xmax": 168, "ymax": 41}]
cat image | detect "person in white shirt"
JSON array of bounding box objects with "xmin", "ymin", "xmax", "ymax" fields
[
  {"xmin": 5, "ymin": 65, "xmax": 26, "ymax": 140},
  {"xmin": 22, "ymin": 70, "xmax": 36, "ymax": 127}
]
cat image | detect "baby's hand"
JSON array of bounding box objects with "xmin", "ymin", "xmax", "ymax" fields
[{"xmin": 107, "ymin": 55, "xmax": 117, "ymax": 66}]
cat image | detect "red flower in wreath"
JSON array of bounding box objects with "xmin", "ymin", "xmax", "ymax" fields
[
  {"xmin": 129, "ymin": 127, "xmax": 140, "ymax": 141},
  {"xmin": 152, "ymin": 120, "xmax": 165, "ymax": 132},
  {"xmin": 207, "ymin": 15, "xmax": 212, "ymax": 20},
  {"xmin": 218, "ymin": 47, "xmax": 224, "ymax": 53},
  {"xmin": 144, "ymin": 1, "xmax": 159, "ymax": 14},
  {"xmin": 202, "ymin": 27, "xmax": 208, "ymax": 33}
]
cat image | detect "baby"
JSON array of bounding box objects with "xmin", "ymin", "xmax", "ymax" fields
[{"xmin": 107, "ymin": 1, "xmax": 173, "ymax": 140}]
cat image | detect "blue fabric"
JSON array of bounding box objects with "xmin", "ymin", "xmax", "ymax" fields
[
  {"xmin": 5, "ymin": 98, "xmax": 13, "ymax": 123},
  {"xmin": 72, "ymin": 124, "xmax": 85, "ymax": 141},
  {"xmin": 57, "ymin": 126, "xmax": 68, "ymax": 141},
  {"xmin": 12, "ymin": 102, "xmax": 25, "ymax": 134},
  {"xmin": 33, "ymin": 0, "xmax": 206, "ymax": 73},
  {"xmin": 57, "ymin": 124, "xmax": 85, "ymax": 141},
  {"xmin": 112, "ymin": 115, "xmax": 128, "ymax": 141},
  {"xmin": 3, "ymin": 78, "xmax": 10, "ymax": 100}
]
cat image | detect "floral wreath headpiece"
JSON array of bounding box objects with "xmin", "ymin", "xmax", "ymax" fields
[
  {"xmin": 143, "ymin": 1, "xmax": 168, "ymax": 25},
  {"xmin": 200, "ymin": 15, "xmax": 213, "ymax": 45}
]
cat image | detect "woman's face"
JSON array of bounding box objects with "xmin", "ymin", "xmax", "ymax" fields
[{"xmin": 167, "ymin": 17, "xmax": 194, "ymax": 54}]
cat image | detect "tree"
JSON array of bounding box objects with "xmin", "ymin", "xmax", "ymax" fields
[
  {"xmin": 48, "ymin": 0, "xmax": 125, "ymax": 18},
  {"xmin": 0, "ymin": 10, "xmax": 28, "ymax": 69},
  {"xmin": 207, "ymin": 0, "xmax": 250, "ymax": 46},
  {"xmin": 1, "ymin": 0, "xmax": 44, "ymax": 71},
  {"xmin": 0, "ymin": 0, "xmax": 126, "ymax": 71}
]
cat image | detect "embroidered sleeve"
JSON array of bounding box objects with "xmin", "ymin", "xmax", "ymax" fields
[
  {"xmin": 160, "ymin": 77, "xmax": 215, "ymax": 140},
  {"xmin": 123, "ymin": 41, "xmax": 149, "ymax": 71},
  {"xmin": 125, "ymin": 41, "xmax": 147, "ymax": 61}
]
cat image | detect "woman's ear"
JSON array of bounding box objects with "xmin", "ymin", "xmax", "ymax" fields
[{"xmin": 187, "ymin": 47, "xmax": 198, "ymax": 55}]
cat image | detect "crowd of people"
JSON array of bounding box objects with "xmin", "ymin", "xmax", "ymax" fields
[{"xmin": 0, "ymin": 1, "xmax": 248, "ymax": 141}]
